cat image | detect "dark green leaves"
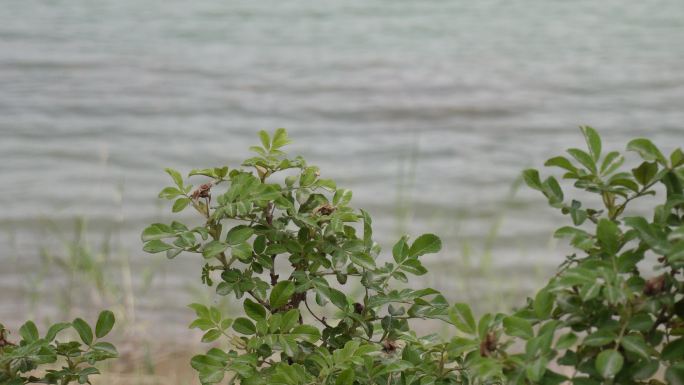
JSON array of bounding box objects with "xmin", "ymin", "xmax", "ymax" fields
[
  {"xmin": 620, "ymin": 335, "xmax": 651, "ymax": 359},
  {"xmin": 632, "ymin": 161, "xmax": 658, "ymax": 185},
  {"xmin": 95, "ymin": 310, "xmax": 115, "ymax": 338},
  {"xmin": 244, "ymin": 299, "xmax": 267, "ymax": 321},
  {"xmin": 72, "ymin": 318, "xmax": 93, "ymax": 345},
  {"xmin": 232, "ymin": 318, "xmax": 256, "ymax": 335},
  {"xmin": 662, "ymin": 339, "xmax": 684, "ymax": 361},
  {"xmin": 392, "ymin": 236, "xmax": 409, "ymax": 263},
  {"xmin": 19, "ymin": 321, "xmax": 39, "ymax": 342},
  {"xmin": 595, "ymin": 350, "xmax": 623, "ymax": 379},
  {"xmin": 270, "ymin": 281, "xmax": 295, "ymax": 309},
  {"xmin": 596, "ymin": 219, "xmax": 620, "ymax": 255}
]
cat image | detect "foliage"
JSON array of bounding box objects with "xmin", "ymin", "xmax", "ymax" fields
[
  {"xmin": 143, "ymin": 127, "xmax": 684, "ymax": 384},
  {"xmin": 0, "ymin": 311, "xmax": 118, "ymax": 385},
  {"xmin": 513, "ymin": 126, "xmax": 684, "ymax": 384}
]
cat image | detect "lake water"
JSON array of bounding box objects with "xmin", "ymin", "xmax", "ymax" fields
[{"xmin": 1, "ymin": 0, "xmax": 683, "ymax": 335}]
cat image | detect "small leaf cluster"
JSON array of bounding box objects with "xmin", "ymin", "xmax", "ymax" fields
[
  {"xmin": 0, "ymin": 311, "xmax": 118, "ymax": 385},
  {"xmin": 143, "ymin": 127, "xmax": 684, "ymax": 385}
]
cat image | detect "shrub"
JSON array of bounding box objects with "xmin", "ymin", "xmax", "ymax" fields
[
  {"xmin": 142, "ymin": 127, "xmax": 684, "ymax": 384},
  {"xmin": 0, "ymin": 311, "xmax": 118, "ymax": 385}
]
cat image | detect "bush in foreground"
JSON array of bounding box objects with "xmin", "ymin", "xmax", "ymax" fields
[{"xmin": 137, "ymin": 126, "xmax": 679, "ymax": 384}]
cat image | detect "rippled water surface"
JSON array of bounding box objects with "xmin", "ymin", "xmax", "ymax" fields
[{"xmin": 1, "ymin": 0, "xmax": 683, "ymax": 333}]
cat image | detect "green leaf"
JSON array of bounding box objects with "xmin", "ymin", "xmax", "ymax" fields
[
  {"xmin": 270, "ymin": 281, "xmax": 296, "ymax": 309},
  {"xmin": 45, "ymin": 322, "xmax": 71, "ymax": 342},
  {"xmin": 172, "ymin": 197, "xmax": 191, "ymax": 212},
  {"xmin": 336, "ymin": 368, "xmax": 354, "ymax": 385},
  {"xmin": 231, "ymin": 242, "xmax": 253, "ymax": 261},
  {"xmin": 376, "ymin": 360, "xmax": 414, "ymax": 376},
  {"xmin": 503, "ymin": 316, "xmax": 533, "ymax": 340},
  {"xmin": 72, "ymin": 318, "xmax": 93, "ymax": 345},
  {"xmin": 201, "ymin": 329, "xmax": 222, "ymax": 343},
  {"xmin": 632, "ymin": 161, "xmax": 658, "ymax": 186},
  {"xmin": 556, "ymin": 332, "xmax": 577, "ymax": 350},
  {"xmin": 545, "ymin": 156, "xmax": 578, "ymax": 173},
  {"xmin": 671, "ymin": 148, "xmax": 684, "ymax": 167},
  {"xmin": 326, "ymin": 288, "xmax": 349, "ymax": 310},
  {"xmin": 333, "ymin": 189, "xmax": 353, "ymax": 206},
  {"xmin": 271, "ymin": 128, "xmax": 292, "ymax": 149},
  {"xmin": 166, "ymin": 248, "xmax": 183, "ymax": 259},
  {"xmin": 600, "ymin": 151, "xmax": 623, "ymax": 175},
  {"xmin": 392, "ymin": 236, "xmax": 409, "ymax": 263},
  {"xmin": 620, "ymin": 335, "xmax": 651, "ymax": 359},
  {"xmin": 189, "ymin": 319, "xmax": 214, "ymax": 331},
  {"xmin": 567, "ymin": 148, "xmax": 597, "ymax": 174},
  {"xmin": 400, "ymin": 258, "xmax": 427, "ymax": 275},
  {"xmin": 143, "ymin": 240, "xmax": 174, "ymax": 253},
  {"xmin": 662, "ymin": 338, "xmax": 684, "ymax": 361},
  {"xmin": 165, "ymin": 168, "xmax": 184, "ymax": 188},
  {"xmin": 595, "ymin": 350, "xmax": 623, "ymax": 379},
  {"xmin": 534, "ymin": 288, "xmax": 553, "ymax": 318},
  {"xmin": 232, "ymin": 317, "xmax": 256, "ymax": 335},
  {"xmin": 542, "ymin": 176, "xmax": 564, "ymax": 204},
  {"xmin": 141, "ymin": 223, "xmax": 175, "ymax": 241},
  {"xmin": 522, "ymin": 169, "xmax": 542, "ymax": 191},
  {"xmin": 258, "ymin": 130, "xmax": 271, "ymax": 150},
  {"xmin": 19, "ymin": 321, "xmax": 39, "ymax": 342},
  {"xmin": 227, "ymin": 226, "xmax": 254, "ymax": 245},
  {"xmin": 627, "ymin": 138, "xmax": 667, "ymax": 165},
  {"xmin": 584, "ymin": 329, "xmax": 617, "ymax": 347},
  {"xmin": 244, "ymin": 299, "xmax": 267, "ymax": 321},
  {"xmin": 580, "ymin": 126, "xmax": 602, "ymax": 161},
  {"xmin": 526, "ymin": 356, "xmax": 548, "ymax": 382},
  {"xmin": 408, "ymin": 234, "xmax": 442, "ymax": 258},
  {"xmin": 291, "ymin": 325, "xmax": 321, "ymax": 343},
  {"xmin": 202, "ymin": 241, "xmax": 229, "ymax": 259},
  {"xmin": 596, "ymin": 219, "xmax": 620, "ymax": 255},
  {"xmin": 624, "ymin": 217, "xmax": 669, "ymax": 254},
  {"xmin": 158, "ymin": 186, "xmax": 182, "ymax": 199},
  {"xmin": 350, "ymin": 252, "xmax": 376, "ymax": 269},
  {"xmin": 449, "ymin": 303, "xmax": 476, "ymax": 335},
  {"xmin": 95, "ymin": 310, "xmax": 115, "ymax": 338},
  {"xmin": 665, "ymin": 364, "xmax": 684, "ymax": 385}
]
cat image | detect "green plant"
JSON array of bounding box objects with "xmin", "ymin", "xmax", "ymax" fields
[
  {"xmin": 142, "ymin": 127, "xmax": 684, "ymax": 385},
  {"xmin": 511, "ymin": 126, "xmax": 684, "ymax": 384},
  {"xmin": 0, "ymin": 311, "xmax": 118, "ymax": 385}
]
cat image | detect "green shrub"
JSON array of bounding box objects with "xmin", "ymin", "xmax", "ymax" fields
[
  {"xmin": 0, "ymin": 311, "xmax": 118, "ymax": 384},
  {"xmin": 143, "ymin": 127, "xmax": 684, "ymax": 384}
]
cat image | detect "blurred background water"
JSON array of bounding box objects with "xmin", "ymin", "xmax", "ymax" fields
[{"xmin": 1, "ymin": 0, "xmax": 683, "ymax": 338}]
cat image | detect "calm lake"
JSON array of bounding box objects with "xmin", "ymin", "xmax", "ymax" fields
[{"xmin": 1, "ymin": 0, "xmax": 683, "ymax": 335}]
